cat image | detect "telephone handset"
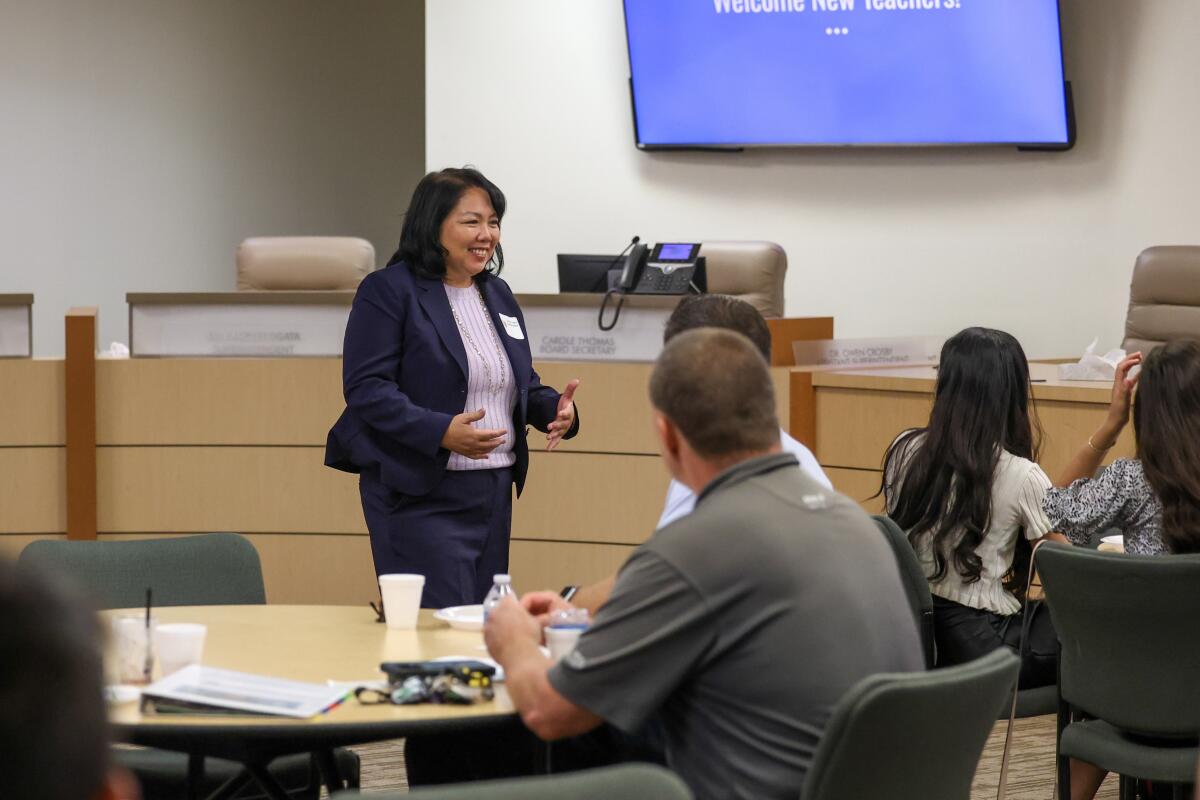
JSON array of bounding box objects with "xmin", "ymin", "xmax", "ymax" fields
[
  {"xmin": 617, "ymin": 243, "xmax": 650, "ymax": 292},
  {"xmin": 600, "ymin": 240, "xmax": 705, "ymax": 331}
]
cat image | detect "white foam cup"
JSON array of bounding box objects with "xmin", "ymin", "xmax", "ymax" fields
[
  {"xmin": 379, "ymin": 574, "xmax": 425, "ymax": 629},
  {"xmin": 154, "ymin": 623, "xmax": 207, "ymax": 678}
]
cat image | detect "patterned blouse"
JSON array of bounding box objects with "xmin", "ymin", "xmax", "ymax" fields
[{"xmin": 1042, "ymin": 459, "xmax": 1168, "ymax": 555}]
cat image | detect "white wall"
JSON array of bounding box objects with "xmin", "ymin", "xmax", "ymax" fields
[
  {"xmin": 426, "ymin": 0, "xmax": 1199, "ymax": 358},
  {"xmin": 0, "ymin": 0, "xmax": 424, "ymax": 355}
]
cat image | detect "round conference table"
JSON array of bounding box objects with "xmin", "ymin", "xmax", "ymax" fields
[{"xmin": 105, "ymin": 605, "xmax": 518, "ymax": 800}]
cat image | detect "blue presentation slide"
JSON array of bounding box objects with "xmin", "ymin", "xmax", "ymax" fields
[{"xmin": 624, "ymin": 0, "xmax": 1069, "ymax": 146}]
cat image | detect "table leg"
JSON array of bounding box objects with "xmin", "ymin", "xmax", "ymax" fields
[
  {"xmin": 187, "ymin": 753, "xmax": 205, "ymax": 800},
  {"xmin": 202, "ymin": 767, "xmax": 254, "ymax": 800},
  {"xmin": 244, "ymin": 763, "xmax": 297, "ymax": 800}
]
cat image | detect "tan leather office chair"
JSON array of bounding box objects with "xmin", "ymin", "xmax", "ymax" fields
[
  {"xmin": 1123, "ymin": 246, "xmax": 1200, "ymax": 353},
  {"xmin": 699, "ymin": 241, "xmax": 787, "ymax": 318},
  {"xmin": 236, "ymin": 237, "xmax": 374, "ymax": 290}
]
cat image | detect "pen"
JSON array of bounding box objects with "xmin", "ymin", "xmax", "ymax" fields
[{"xmin": 143, "ymin": 588, "xmax": 153, "ymax": 683}]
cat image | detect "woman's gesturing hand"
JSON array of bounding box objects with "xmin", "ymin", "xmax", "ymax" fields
[
  {"xmin": 547, "ymin": 379, "xmax": 580, "ymax": 451},
  {"xmin": 1107, "ymin": 352, "xmax": 1143, "ymax": 429},
  {"xmin": 441, "ymin": 408, "xmax": 507, "ymax": 459}
]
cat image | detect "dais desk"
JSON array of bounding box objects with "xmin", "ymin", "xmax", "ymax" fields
[{"xmin": 805, "ymin": 362, "xmax": 1135, "ymax": 512}]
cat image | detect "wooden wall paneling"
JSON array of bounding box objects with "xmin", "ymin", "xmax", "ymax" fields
[
  {"xmin": 514, "ymin": 452, "xmax": 670, "ymax": 545},
  {"xmin": 0, "ymin": 449, "xmax": 67, "ymax": 533},
  {"xmin": 509, "ymin": 540, "xmax": 637, "ymax": 593},
  {"xmin": 825, "ymin": 467, "xmax": 885, "ymax": 514},
  {"xmin": 527, "ymin": 361, "xmax": 794, "ymax": 454},
  {"xmin": 814, "ymin": 387, "xmax": 933, "ymax": 470},
  {"xmin": 65, "ymin": 308, "xmax": 97, "ymax": 540},
  {"xmin": 1030, "ymin": 400, "xmax": 1136, "ymax": 478},
  {"xmin": 242, "ymin": 533, "xmax": 377, "ymax": 606},
  {"xmin": 525, "ymin": 361, "xmax": 658, "ymax": 454},
  {"xmin": 97, "ymin": 447, "xmax": 365, "ymax": 534},
  {"xmin": 789, "ymin": 371, "xmax": 815, "ymax": 450},
  {"xmin": 0, "ymin": 359, "xmax": 66, "ymax": 445},
  {"xmin": 0, "ymin": 533, "xmax": 65, "ymax": 561},
  {"xmin": 97, "ymin": 358, "xmax": 344, "ymax": 445}
]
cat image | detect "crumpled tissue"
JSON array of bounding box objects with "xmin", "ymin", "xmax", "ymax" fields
[
  {"xmin": 1057, "ymin": 339, "xmax": 1125, "ymax": 381},
  {"xmin": 99, "ymin": 341, "xmax": 130, "ymax": 359}
]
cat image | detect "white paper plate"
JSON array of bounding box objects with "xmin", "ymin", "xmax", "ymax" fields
[
  {"xmin": 434, "ymin": 604, "xmax": 484, "ymax": 631},
  {"xmin": 1101, "ymin": 534, "xmax": 1124, "ymax": 546}
]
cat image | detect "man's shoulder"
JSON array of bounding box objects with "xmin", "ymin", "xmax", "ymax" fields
[{"xmin": 651, "ymin": 463, "xmax": 867, "ymax": 558}]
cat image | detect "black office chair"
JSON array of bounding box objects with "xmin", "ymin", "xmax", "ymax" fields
[
  {"xmin": 1037, "ymin": 544, "xmax": 1200, "ymax": 800},
  {"xmin": 19, "ymin": 533, "xmax": 360, "ymax": 800},
  {"xmin": 333, "ymin": 763, "xmax": 692, "ymax": 800},
  {"xmin": 803, "ymin": 648, "xmax": 1019, "ymax": 800}
]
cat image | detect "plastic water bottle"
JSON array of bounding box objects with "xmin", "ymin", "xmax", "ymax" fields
[{"xmin": 483, "ymin": 574, "xmax": 516, "ymax": 623}]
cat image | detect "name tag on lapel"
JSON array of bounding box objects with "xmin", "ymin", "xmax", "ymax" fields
[{"xmin": 498, "ymin": 313, "xmax": 525, "ymax": 341}]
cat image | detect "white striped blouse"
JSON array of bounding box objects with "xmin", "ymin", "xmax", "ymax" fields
[{"xmin": 444, "ymin": 283, "xmax": 517, "ymax": 471}]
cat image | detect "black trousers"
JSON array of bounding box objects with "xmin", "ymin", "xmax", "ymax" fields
[{"xmin": 932, "ymin": 595, "xmax": 1058, "ymax": 688}]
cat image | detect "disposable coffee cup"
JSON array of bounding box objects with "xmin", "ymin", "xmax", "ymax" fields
[
  {"xmin": 544, "ymin": 626, "xmax": 585, "ymax": 662},
  {"xmin": 379, "ymin": 574, "xmax": 425, "ymax": 630},
  {"xmin": 155, "ymin": 623, "xmax": 207, "ymax": 678},
  {"xmin": 112, "ymin": 614, "xmax": 156, "ymax": 685}
]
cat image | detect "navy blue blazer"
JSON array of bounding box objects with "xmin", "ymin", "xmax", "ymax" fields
[{"xmin": 325, "ymin": 262, "xmax": 578, "ymax": 497}]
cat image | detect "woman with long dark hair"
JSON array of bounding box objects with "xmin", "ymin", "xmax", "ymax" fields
[
  {"xmin": 1045, "ymin": 340, "xmax": 1200, "ymax": 555},
  {"xmin": 882, "ymin": 327, "xmax": 1058, "ymax": 688}
]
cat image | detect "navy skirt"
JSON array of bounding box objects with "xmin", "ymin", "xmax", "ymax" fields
[{"xmin": 359, "ymin": 467, "xmax": 513, "ymax": 609}]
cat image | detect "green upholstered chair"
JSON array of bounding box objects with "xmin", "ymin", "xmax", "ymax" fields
[
  {"xmin": 1037, "ymin": 544, "xmax": 1200, "ymax": 800},
  {"xmin": 333, "ymin": 763, "xmax": 692, "ymax": 800},
  {"xmin": 18, "ymin": 533, "xmax": 359, "ymax": 800},
  {"xmin": 19, "ymin": 532, "xmax": 266, "ymax": 609},
  {"xmin": 873, "ymin": 515, "xmax": 936, "ymax": 668},
  {"xmin": 803, "ymin": 648, "xmax": 1019, "ymax": 800}
]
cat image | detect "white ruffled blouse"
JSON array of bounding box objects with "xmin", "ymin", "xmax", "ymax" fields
[{"xmin": 888, "ymin": 440, "xmax": 1053, "ymax": 615}]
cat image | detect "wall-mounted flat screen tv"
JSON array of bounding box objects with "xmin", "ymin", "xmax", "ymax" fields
[{"xmin": 623, "ymin": 0, "xmax": 1071, "ymax": 148}]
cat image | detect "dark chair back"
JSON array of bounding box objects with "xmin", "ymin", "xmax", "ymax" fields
[
  {"xmin": 1037, "ymin": 543, "xmax": 1200, "ymax": 737},
  {"xmin": 19, "ymin": 533, "xmax": 266, "ymax": 609},
  {"xmin": 874, "ymin": 515, "xmax": 936, "ymax": 668},
  {"xmin": 333, "ymin": 764, "xmax": 692, "ymax": 800},
  {"xmin": 803, "ymin": 649, "xmax": 1018, "ymax": 800}
]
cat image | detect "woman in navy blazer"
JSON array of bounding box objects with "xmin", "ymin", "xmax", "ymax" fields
[{"xmin": 326, "ymin": 168, "xmax": 579, "ymax": 608}]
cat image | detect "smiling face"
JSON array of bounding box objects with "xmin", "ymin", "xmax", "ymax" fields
[{"xmin": 439, "ymin": 187, "xmax": 500, "ymax": 287}]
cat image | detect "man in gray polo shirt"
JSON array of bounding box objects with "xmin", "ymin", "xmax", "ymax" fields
[{"xmin": 485, "ymin": 328, "xmax": 923, "ymax": 800}]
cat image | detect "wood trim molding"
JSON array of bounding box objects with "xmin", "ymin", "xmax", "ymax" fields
[
  {"xmin": 766, "ymin": 317, "xmax": 834, "ymax": 366},
  {"xmin": 65, "ymin": 308, "xmax": 97, "ymax": 540}
]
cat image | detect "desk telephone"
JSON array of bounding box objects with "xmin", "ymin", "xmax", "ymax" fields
[
  {"xmin": 599, "ymin": 240, "xmax": 705, "ymax": 331},
  {"xmin": 617, "ymin": 242, "xmax": 705, "ymax": 295}
]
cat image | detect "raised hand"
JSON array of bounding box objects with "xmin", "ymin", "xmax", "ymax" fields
[
  {"xmin": 1107, "ymin": 352, "xmax": 1143, "ymax": 427},
  {"xmin": 546, "ymin": 379, "xmax": 580, "ymax": 452},
  {"xmin": 441, "ymin": 408, "xmax": 507, "ymax": 459}
]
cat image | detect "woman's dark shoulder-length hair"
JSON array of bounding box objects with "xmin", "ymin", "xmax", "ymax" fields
[
  {"xmin": 388, "ymin": 167, "xmax": 506, "ymax": 281},
  {"xmin": 1134, "ymin": 339, "xmax": 1200, "ymax": 554},
  {"xmin": 881, "ymin": 327, "xmax": 1043, "ymax": 588}
]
